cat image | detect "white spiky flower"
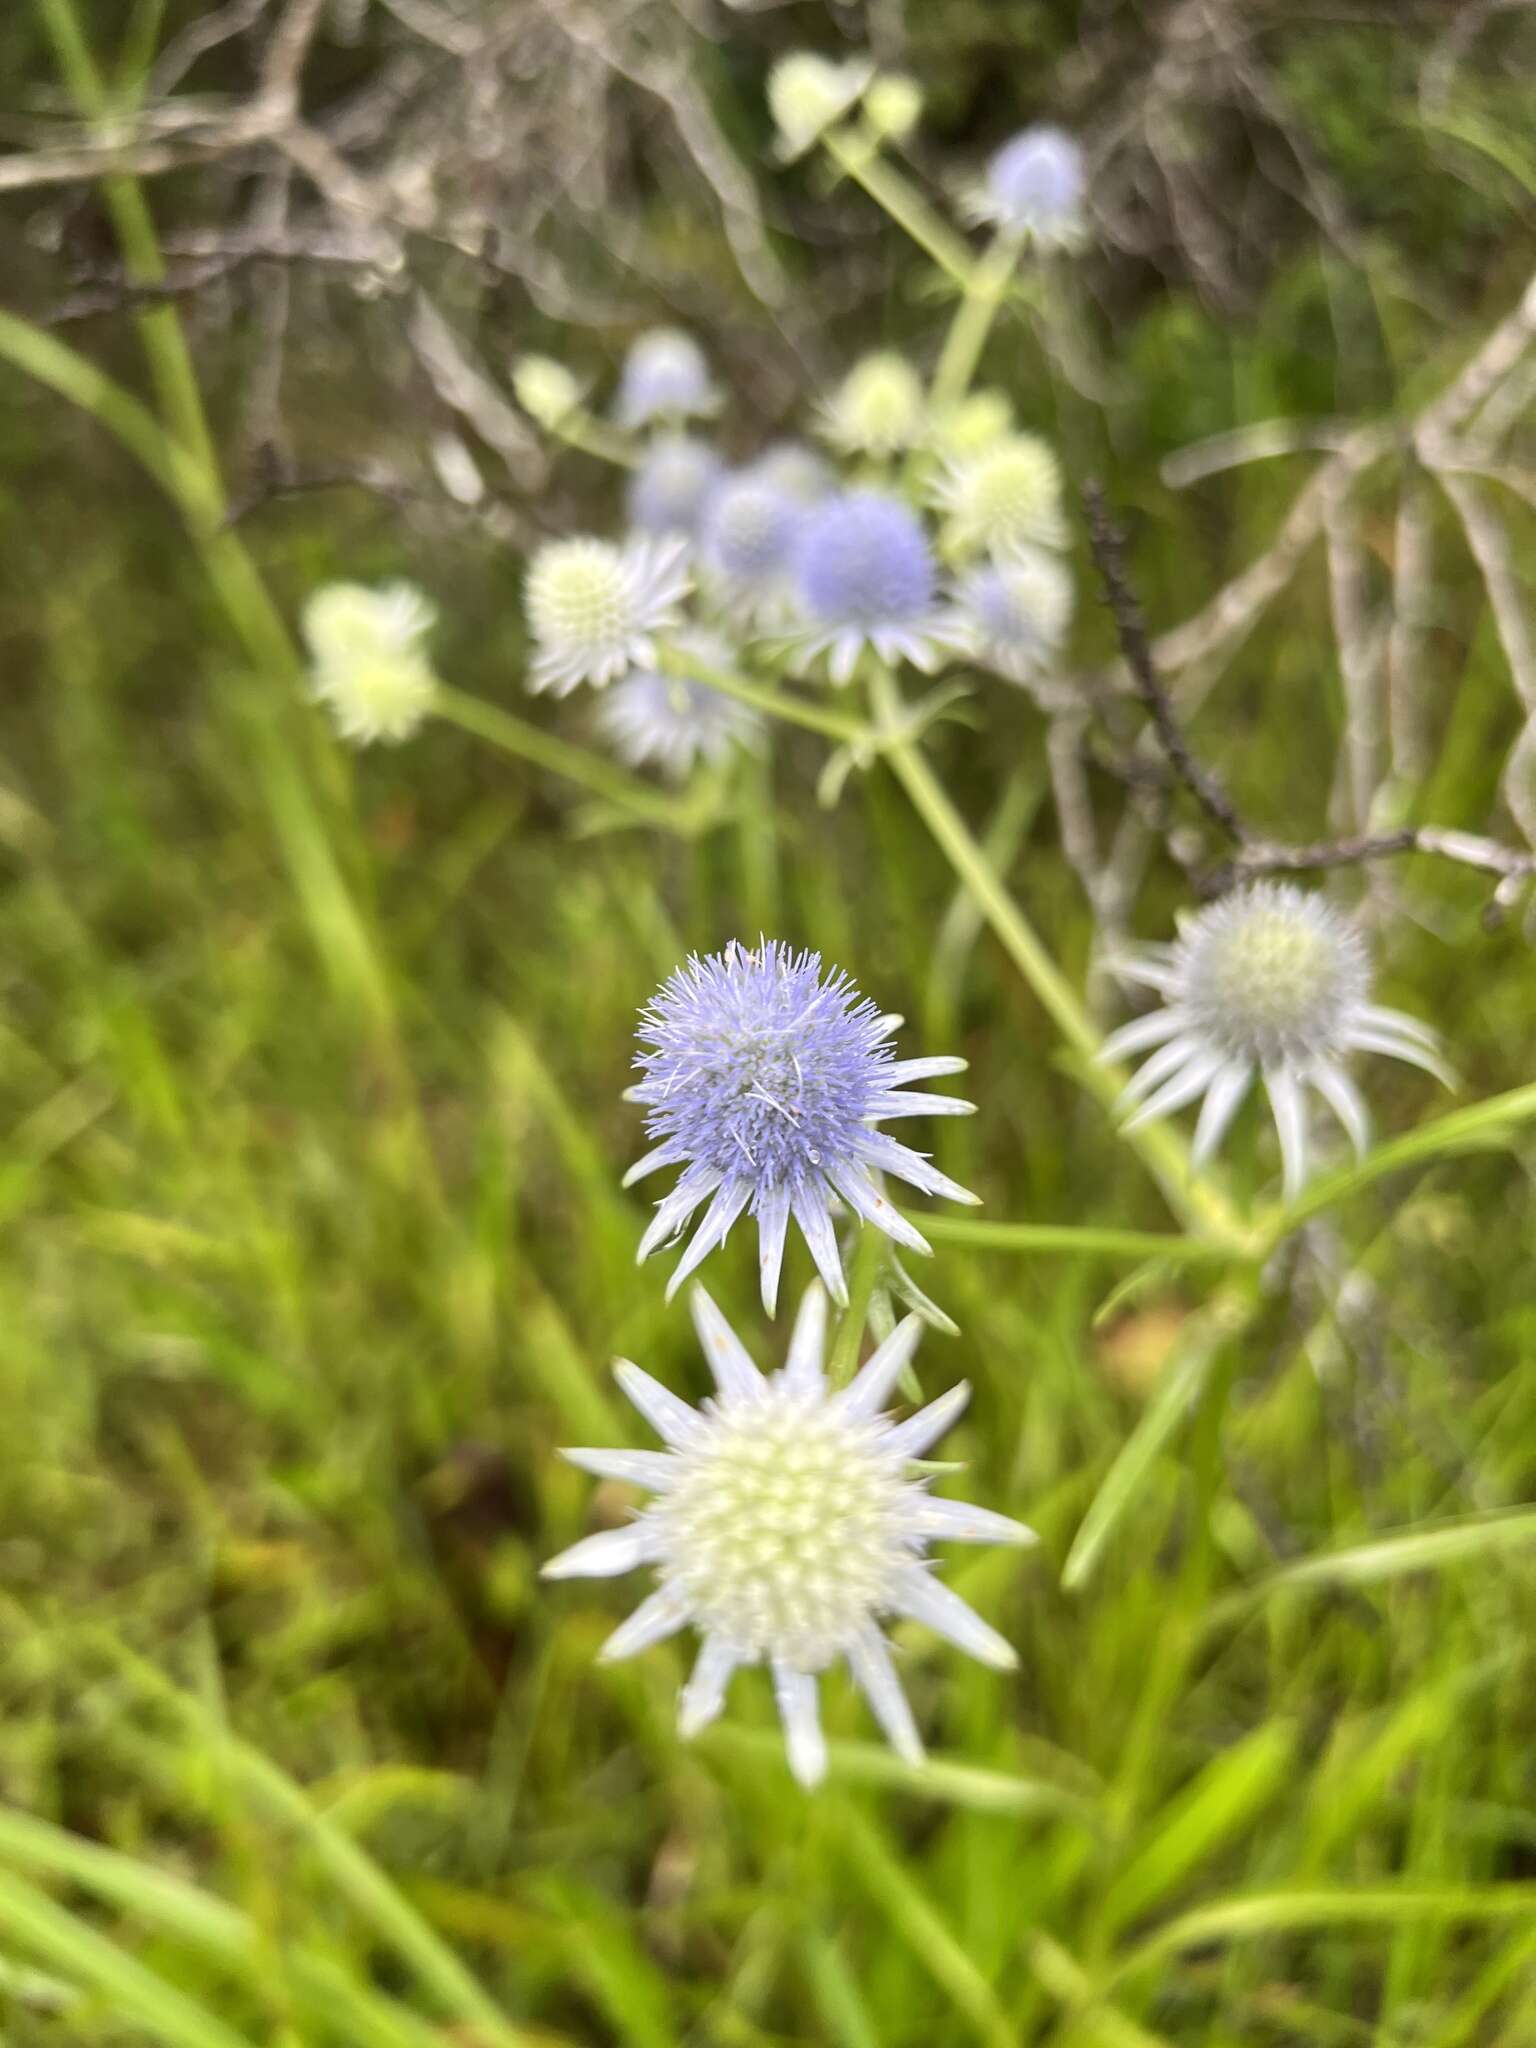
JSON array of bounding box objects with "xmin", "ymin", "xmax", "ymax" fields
[
  {"xmin": 930, "ymin": 435, "xmax": 1068, "ymax": 558},
  {"xmin": 511, "ymin": 354, "xmax": 582, "ymax": 430},
  {"xmin": 818, "ymin": 353, "xmax": 927, "ymax": 460},
  {"xmin": 951, "ymin": 548, "xmax": 1075, "ymax": 685},
  {"xmin": 302, "ymin": 581, "xmax": 440, "ymax": 745},
  {"xmin": 1102, "ymin": 882, "xmax": 1453, "ymax": 1198},
  {"xmin": 768, "ymin": 52, "xmax": 872, "ymax": 160},
  {"xmin": 524, "ymin": 536, "xmax": 691, "ymax": 696},
  {"xmin": 544, "ymin": 1286, "xmax": 1036, "ymax": 1787},
  {"xmin": 613, "ymin": 329, "xmax": 721, "ymax": 432}
]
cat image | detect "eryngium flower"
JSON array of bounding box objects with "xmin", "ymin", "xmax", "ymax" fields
[
  {"xmin": 931, "ymin": 435, "xmax": 1068, "ymax": 558},
  {"xmin": 768, "ymin": 52, "xmax": 872, "ymax": 160},
  {"xmin": 628, "ymin": 939, "xmax": 977, "ymax": 1310},
  {"xmin": 952, "ymin": 549, "xmax": 1074, "ymax": 685},
  {"xmin": 303, "ymin": 581, "xmax": 439, "ymax": 745},
  {"xmin": 1103, "ymin": 882, "xmax": 1452, "ymax": 1197},
  {"xmin": 544, "ymin": 1285, "xmax": 1035, "ymax": 1786},
  {"xmin": 598, "ymin": 635, "xmax": 761, "ymax": 780},
  {"xmin": 746, "ymin": 440, "xmax": 832, "ymax": 504},
  {"xmin": 700, "ymin": 473, "xmax": 805, "ymax": 622},
  {"xmin": 614, "ymin": 328, "xmax": 721, "ymax": 430},
  {"xmin": 627, "ymin": 434, "xmax": 726, "ymax": 542},
  {"xmin": 965, "ymin": 125, "xmax": 1087, "ymax": 248},
  {"xmin": 524, "ymin": 535, "xmax": 691, "ymax": 696},
  {"xmin": 929, "ymin": 388, "xmax": 1015, "ymax": 461},
  {"xmin": 788, "ymin": 491, "xmax": 950, "ymax": 684},
  {"xmin": 818, "ymin": 353, "xmax": 927, "ymax": 459}
]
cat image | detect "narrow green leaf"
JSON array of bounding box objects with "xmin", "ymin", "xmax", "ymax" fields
[{"xmin": 1100, "ymin": 1721, "xmax": 1296, "ymax": 1935}]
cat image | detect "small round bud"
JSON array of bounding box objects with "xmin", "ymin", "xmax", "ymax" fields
[
  {"xmin": 818, "ymin": 352, "xmax": 927, "ymax": 459},
  {"xmin": 864, "ymin": 73, "xmax": 923, "ymax": 143},
  {"xmin": 303, "ymin": 581, "xmax": 440, "ymax": 746},
  {"xmin": 512, "ymin": 354, "xmax": 581, "ymax": 429}
]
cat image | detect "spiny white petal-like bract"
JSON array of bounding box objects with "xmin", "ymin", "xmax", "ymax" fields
[
  {"xmin": 544, "ymin": 1285, "xmax": 1036, "ymax": 1787},
  {"xmin": 303, "ymin": 580, "xmax": 440, "ymax": 745},
  {"xmin": 1102, "ymin": 881, "xmax": 1452, "ymax": 1198},
  {"xmin": 629, "ymin": 938, "xmax": 979, "ymax": 1311},
  {"xmin": 524, "ymin": 534, "xmax": 692, "ymax": 696}
]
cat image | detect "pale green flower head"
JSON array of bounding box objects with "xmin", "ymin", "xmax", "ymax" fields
[
  {"xmin": 929, "ymin": 388, "xmax": 1015, "ymax": 462},
  {"xmin": 303, "ymin": 581, "xmax": 440, "ymax": 746},
  {"xmin": 931, "ymin": 434, "xmax": 1069, "ymax": 558},
  {"xmin": 512, "ymin": 354, "xmax": 582, "ymax": 429},
  {"xmin": 865, "ymin": 73, "xmax": 923, "ymax": 143},
  {"xmin": 818, "ymin": 352, "xmax": 927, "ymax": 459},
  {"xmin": 768, "ymin": 51, "xmax": 872, "ymax": 160}
]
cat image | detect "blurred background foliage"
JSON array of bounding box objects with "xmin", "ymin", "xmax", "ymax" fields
[{"xmin": 4, "ymin": 2, "xmax": 1536, "ymax": 2044}]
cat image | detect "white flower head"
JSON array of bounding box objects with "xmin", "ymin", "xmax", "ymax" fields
[
  {"xmin": 817, "ymin": 352, "xmax": 927, "ymax": 460},
  {"xmin": 768, "ymin": 52, "xmax": 872, "ymax": 161},
  {"xmin": 951, "ymin": 548, "xmax": 1075, "ymax": 685},
  {"xmin": 597, "ymin": 633, "xmax": 762, "ymax": 781},
  {"xmin": 544, "ymin": 1286, "xmax": 1036, "ymax": 1787},
  {"xmin": 614, "ymin": 328, "xmax": 721, "ymax": 431},
  {"xmin": 302, "ymin": 581, "xmax": 440, "ymax": 746},
  {"xmin": 1102, "ymin": 882, "xmax": 1453, "ymax": 1198},
  {"xmin": 931, "ymin": 434, "xmax": 1069, "ymax": 559},
  {"xmin": 963, "ymin": 125, "xmax": 1087, "ymax": 249},
  {"xmin": 524, "ymin": 535, "xmax": 691, "ymax": 696},
  {"xmin": 511, "ymin": 354, "xmax": 582, "ymax": 430}
]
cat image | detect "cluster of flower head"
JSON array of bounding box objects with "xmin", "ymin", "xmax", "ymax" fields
[
  {"xmin": 548, "ymin": 936, "xmax": 1036, "ymax": 1786},
  {"xmin": 497, "ymin": 71, "xmax": 1089, "ymax": 774}
]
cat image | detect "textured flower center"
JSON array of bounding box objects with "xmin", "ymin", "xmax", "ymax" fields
[
  {"xmin": 650, "ymin": 1388, "xmax": 912, "ymax": 1666},
  {"xmin": 794, "ymin": 493, "xmax": 935, "ymax": 628},
  {"xmin": 951, "ymin": 440, "xmax": 1062, "ymax": 548},
  {"xmin": 1186, "ymin": 895, "xmax": 1365, "ymax": 1059},
  {"xmin": 526, "ymin": 541, "xmax": 632, "ymax": 649}
]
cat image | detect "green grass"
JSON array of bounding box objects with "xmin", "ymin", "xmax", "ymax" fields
[{"xmin": 5, "ymin": 10, "xmax": 1536, "ymax": 2042}]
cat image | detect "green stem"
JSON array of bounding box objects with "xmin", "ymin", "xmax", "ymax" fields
[
  {"xmin": 922, "ymin": 1217, "xmax": 1244, "ymax": 1266},
  {"xmin": 930, "ymin": 235, "xmax": 1019, "ymax": 411},
  {"xmin": 548, "ymin": 406, "xmax": 639, "ymax": 470},
  {"xmin": 865, "ymin": 668, "xmax": 1249, "ymax": 1248},
  {"xmin": 826, "ymin": 1226, "xmax": 887, "ymax": 1389},
  {"xmin": 662, "ymin": 646, "xmax": 869, "ymax": 745},
  {"xmin": 431, "ymin": 685, "xmax": 706, "ymax": 832},
  {"xmin": 823, "ymin": 130, "xmax": 977, "ymax": 289}
]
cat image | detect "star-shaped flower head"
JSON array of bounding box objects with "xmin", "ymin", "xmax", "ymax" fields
[
  {"xmin": 964, "ymin": 125, "xmax": 1087, "ymax": 249},
  {"xmin": 628, "ymin": 939, "xmax": 978, "ymax": 1311},
  {"xmin": 817, "ymin": 352, "xmax": 927, "ymax": 460},
  {"xmin": 524, "ymin": 535, "xmax": 691, "ymax": 696},
  {"xmin": 1102, "ymin": 882, "xmax": 1453, "ymax": 1198},
  {"xmin": 303, "ymin": 581, "xmax": 440, "ymax": 745},
  {"xmin": 544, "ymin": 1285, "xmax": 1036, "ymax": 1787},
  {"xmin": 767, "ymin": 51, "xmax": 873, "ymax": 161},
  {"xmin": 951, "ymin": 549, "xmax": 1075, "ymax": 686},
  {"xmin": 627, "ymin": 434, "xmax": 726, "ymax": 543},
  {"xmin": 930, "ymin": 434, "xmax": 1069, "ymax": 560},
  {"xmin": 597, "ymin": 633, "xmax": 762, "ymax": 781},
  {"xmin": 613, "ymin": 328, "xmax": 721, "ymax": 432},
  {"xmin": 787, "ymin": 490, "xmax": 953, "ymax": 685}
]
